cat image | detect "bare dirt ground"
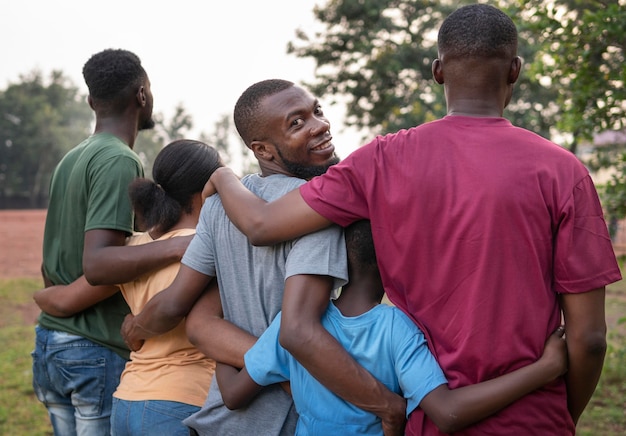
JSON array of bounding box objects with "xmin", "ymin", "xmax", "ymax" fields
[
  {"xmin": 0, "ymin": 209, "xmax": 47, "ymax": 325},
  {"xmin": 0, "ymin": 209, "xmax": 46, "ymax": 279}
]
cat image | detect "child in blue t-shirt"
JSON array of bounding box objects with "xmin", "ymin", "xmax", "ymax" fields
[{"xmin": 216, "ymin": 220, "xmax": 567, "ymax": 435}]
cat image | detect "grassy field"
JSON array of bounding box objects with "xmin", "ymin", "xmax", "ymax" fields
[{"xmin": 1, "ymin": 277, "xmax": 624, "ymax": 435}]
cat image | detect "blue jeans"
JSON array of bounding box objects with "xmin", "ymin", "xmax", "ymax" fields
[
  {"xmin": 111, "ymin": 398, "xmax": 199, "ymax": 436},
  {"xmin": 31, "ymin": 325, "xmax": 127, "ymax": 436}
]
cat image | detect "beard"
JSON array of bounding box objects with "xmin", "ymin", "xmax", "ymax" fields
[
  {"xmin": 278, "ymin": 149, "xmax": 341, "ymax": 180},
  {"xmin": 139, "ymin": 116, "xmax": 155, "ymax": 131}
]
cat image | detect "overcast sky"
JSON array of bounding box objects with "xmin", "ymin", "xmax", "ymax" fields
[{"xmin": 0, "ymin": 0, "xmax": 362, "ymax": 158}]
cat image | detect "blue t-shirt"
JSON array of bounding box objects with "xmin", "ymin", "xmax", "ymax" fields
[{"xmin": 245, "ymin": 302, "xmax": 447, "ymax": 435}]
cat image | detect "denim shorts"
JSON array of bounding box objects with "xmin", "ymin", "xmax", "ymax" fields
[
  {"xmin": 111, "ymin": 398, "xmax": 200, "ymax": 436},
  {"xmin": 31, "ymin": 325, "xmax": 127, "ymax": 436}
]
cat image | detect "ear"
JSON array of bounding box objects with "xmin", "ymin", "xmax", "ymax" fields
[
  {"xmin": 432, "ymin": 59, "xmax": 444, "ymax": 84},
  {"xmin": 508, "ymin": 56, "xmax": 522, "ymax": 84},
  {"xmin": 249, "ymin": 140, "xmax": 275, "ymax": 162},
  {"xmin": 87, "ymin": 95, "xmax": 96, "ymax": 110},
  {"xmin": 136, "ymin": 86, "xmax": 147, "ymax": 107}
]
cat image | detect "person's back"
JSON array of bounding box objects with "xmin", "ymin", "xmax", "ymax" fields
[
  {"xmin": 33, "ymin": 48, "xmax": 155, "ymax": 436},
  {"xmin": 333, "ymin": 116, "xmax": 593, "ymax": 433},
  {"xmin": 40, "ymin": 132, "xmax": 142, "ymax": 356},
  {"xmin": 295, "ymin": 5, "xmax": 621, "ymax": 434}
]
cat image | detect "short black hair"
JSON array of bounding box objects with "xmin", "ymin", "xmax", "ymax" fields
[
  {"xmin": 345, "ymin": 220, "xmax": 378, "ymax": 273},
  {"xmin": 129, "ymin": 139, "xmax": 222, "ymax": 233},
  {"xmin": 438, "ymin": 4, "xmax": 517, "ymax": 59},
  {"xmin": 233, "ymin": 79, "xmax": 294, "ymax": 147},
  {"xmin": 82, "ymin": 49, "xmax": 147, "ymax": 103}
]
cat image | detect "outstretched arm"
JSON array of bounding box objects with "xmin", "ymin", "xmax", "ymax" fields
[
  {"xmin": 33, "ymin": 275, "xmax": 119, "ymax": 317},
  {"xmin": 279, "ymin": 274, "xmax": 407, "ymax": 436},
  {"xmin": 560, "ymin": 287, "xmax": 607, "ymax": 424},
  {"xmin": 83, "ymin": 229, "xmax": 192, "ymax": 285},
  {"xmin": 186, "ymin": 282, "xmax": 257, "ymax": 369},
  {"xmin": 419, "ymin": 327, "xmax": 567, "ymax": 434},
  {"xmin": 208, "ymin": 167, "xmax": 331, "ymax": 245},
  {"xmin": 215, "ymin": 363, "xmax": 264, "ymax": 410},
  {"xmin": 121, "ymin": 264, "xmax": 212, "ymax": 350}
]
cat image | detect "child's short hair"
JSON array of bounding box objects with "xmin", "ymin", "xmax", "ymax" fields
[{"xmin": 345, "ymin": 220, "xmax": 377, "ymax": 272}]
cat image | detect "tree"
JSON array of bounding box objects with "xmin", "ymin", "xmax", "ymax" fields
[
  {"xmin": 200, "ymin": 113, "xmax": 259, "ymax": 176},
  {"xmin": 0, "ymin": 70, "xmax": 92, "ymax": 208},
  {"xmin": 135, "ymin": 103, "xmax": 194, "ymax": 179},
  {"xmin": 514, "ymin": 0, "xmax": 626, "ymax": 223},
  {"xmin": 289, "ymin": 0, "xmax": 558, "ymax": 141},
  {"xmin": 514, "ymin": 0, "xmax": 625, "ymax": 153},
  {"xmin": 291, "ymin": 0, "xmax": 626, "ymax": 220}
]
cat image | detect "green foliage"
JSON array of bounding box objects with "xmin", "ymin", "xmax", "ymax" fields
[
  {"xmin": 292, "ymin": 0, "xmax": 626, "ymax": 219},
  {"xmin": 0, "ymin": 71, "xmax": 92, "ymax": 207},
  {"xmin": 199, "ymin": 114, "xmax": 259, "ymax": 176},
  {"xmin": 0, "ymin": 278, "xmax": 51, "ymax": 435},
  {"xmin": 289, "ymin": 0, "xmax": 560, "ymax": 140},
  {"xmin": 0, "ymin": 72, "xmax": 250, "ymax": 198}
]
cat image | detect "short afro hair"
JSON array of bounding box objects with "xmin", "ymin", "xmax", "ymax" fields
[
  {"xmin": 345, "ymin": 220, "xmax": 378, "ymax": 273},
  {"xmin": 233, "ymin": 79, "xmax": 294, "ymax": 147},
  {"xmin": 438, "ymin": 4, "xmax": 517, "ymax": 59},
  {"xmin": 82, "ymin": 48, "xmax": 147, "ymax": 101}
]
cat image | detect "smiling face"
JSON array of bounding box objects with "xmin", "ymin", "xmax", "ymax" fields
[{"xmin": 255, "ymin": 86, "xmax": 340, "ymax": 179}]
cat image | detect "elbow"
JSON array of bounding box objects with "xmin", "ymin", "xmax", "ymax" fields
[
  {"xmin": 245, "ymin": 224, "xmax": 275, "ymax": 246},
  {"xmin": 278, "ymin": 318, "xmax": 314, "ymax": 355},
  {"xmin": 83, "ymin": 260, "xmax": 106, "ymax": 286},
  {"xmin": 221, "ymin": 393, "xmax": 245, "ymax": 411},
  {"xmin": 428, "ymin": 410, "xmax": 464, "ymax": 435},
  {"xmin": 185, "ymin": 310, "xmax": 207, "ymax": 348},
  {"xmin": 570, "ymin": 327, "xmax": 607, "ymax": 358},
  {"xmin": 581, "ymin": 331, "xmax": 608, "ymax": 358}
]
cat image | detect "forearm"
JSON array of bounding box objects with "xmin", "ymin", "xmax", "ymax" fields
[
  {"xmin": 188, "ymin": 317, "xmax": 257, "ymax": 368},
  {"xmin": 185, "ymin": 283, "xmax": 256, "ymax": 368},
  {"xmin": 84, "ymin": 240, "xmax": 186, "ymax": 285},
  {"xmin": 426, "ymin": 360, "xmax": 562, "ymax": 433},
  {"xmin": 121, "ymin": 266, "xmax": 213, "ymax": 347},
  {"xmin": 209, "ymin": 167, "xmax": 270, "ymax": 242},
  {"xmin": 565, "ymin": 333, "xmax": 606, "ymax": 423},
  {"xmin": 33, "ymin": 276, "xmax": 119, "ymax": 317},
  {"xmin": 210, "ymin": 167, "xmax": 331, "ymax": 245},
  {"xmin": 216, "ymin": 363, "xmax": 263, "ymax": 410},
  {"xmin": 560, "ymin": 288, "xmax": 607, "ymax": 424},
  {"xmin": 280, "ymin": 318, "xmax": 405, "ymax": 423}
]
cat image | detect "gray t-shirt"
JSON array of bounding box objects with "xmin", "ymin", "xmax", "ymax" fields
[{"xmin": 182, "ymin": 173, "xmax": 348, "ymax": 436}]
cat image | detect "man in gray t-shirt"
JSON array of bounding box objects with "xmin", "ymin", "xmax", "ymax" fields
[
  {"xmin": 182, "ymin": 173, "xmax": 347, "ymax": 435},
  {"xmin": 122, "ymin": 79, "xmax": 404, "ymax": 435}
]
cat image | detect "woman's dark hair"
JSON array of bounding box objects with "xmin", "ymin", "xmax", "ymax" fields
[{"xmin": 129, "ymin": 139, "xmax": 222, "ymax": 234}]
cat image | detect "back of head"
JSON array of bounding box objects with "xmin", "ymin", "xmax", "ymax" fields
[
  {"xmin": 233, "ymin": 79, "xmax": 294, "ymax": 147},
  {"xmin": 438, "ymin": 4, "xmax": 517, "ymax": 60},
  {"xmin": 82, "ymin": 48, "xmax": 147, "ymax": 110},
  {"xmin": 129, "ymin": 139, "xmax": 222, "ymax": 233},
  {"xmin": 345, "ymin": 220, "xmax": 378, "ymax": 274}
]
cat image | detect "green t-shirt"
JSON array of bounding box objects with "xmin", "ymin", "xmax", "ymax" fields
[{"xmin": 40, "ymin": 132, "xmax": 143, "ymax": 358}]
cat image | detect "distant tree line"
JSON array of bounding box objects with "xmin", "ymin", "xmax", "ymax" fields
[
  {"xmin": 289, "ymin": 0, "xmax": 626, "ymax": 222},
  {"xmin": 0, "ymin": 71, "xmax": 257, "ymax": 209},
  {"xmin": 2, "ymin": 0, "xmax": 625, "ymax": 220}
]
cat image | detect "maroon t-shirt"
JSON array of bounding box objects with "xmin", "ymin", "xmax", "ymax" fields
[{"xmin": 301, "ymin": 116, "xmax": 621, "ymax": 435}]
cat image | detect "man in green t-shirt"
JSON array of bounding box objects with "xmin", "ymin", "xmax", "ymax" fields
[{"xmin": 33, "ymin": 49, "xmax": 189, "ymax": 436}]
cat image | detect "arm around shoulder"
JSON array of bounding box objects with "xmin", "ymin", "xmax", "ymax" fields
[{"xmin": 210, "ymin": 167, "xmax": 332, "ymax": 245}]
